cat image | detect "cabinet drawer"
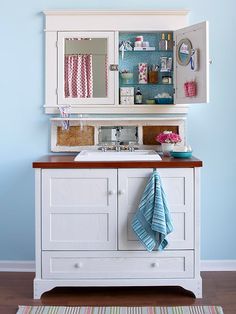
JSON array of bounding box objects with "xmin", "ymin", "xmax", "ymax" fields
[{"xmin": 42, "ymin": 251, "xmax": 194, "ymax": 279}]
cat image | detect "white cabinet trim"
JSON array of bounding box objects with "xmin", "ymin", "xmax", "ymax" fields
[
  {"xmin": 43, "ymin": 10, "xmax": 190, "ymax": 16},
  {"xmin": 43, "ymin": 10, "xmax": 189, "ymax": 32}
]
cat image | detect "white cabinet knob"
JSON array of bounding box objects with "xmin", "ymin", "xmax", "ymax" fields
[
  {"xmin": 108, "ymin": 190, "xmax": 116, "ymax": 195},
  {"xmin": 74, "ymin": 262, "xmax": 83, "ymax": 269},
  {"xmin": 118, "ymin": 190, "xmax": 125, "ymax": 195},
  {"xmin": 151, "ymin": 262, "xmax": 159, "ymax": 268}
]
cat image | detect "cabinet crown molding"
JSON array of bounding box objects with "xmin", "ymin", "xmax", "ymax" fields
[{"xmin": 43, "ymin": 10, "xmax": 190, "ymax": 16}]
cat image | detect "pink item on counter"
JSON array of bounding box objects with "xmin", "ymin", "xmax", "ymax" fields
[{"xmin": 138, "ymin": 63, "xmax": 148, "ymax": 84}]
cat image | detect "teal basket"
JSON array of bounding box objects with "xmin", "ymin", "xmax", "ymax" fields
[
  {"xmin": 171, "ymin": 151, "xmax": 193, "ymax": 158},
  {"xmin": 155, "ymin": 98, "xmax": 173, "ymax": 104}
]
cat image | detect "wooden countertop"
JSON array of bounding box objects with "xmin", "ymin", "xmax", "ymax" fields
[{"xmin": 32, "ymin": 154, "xmax": 202, "ymax": 168}]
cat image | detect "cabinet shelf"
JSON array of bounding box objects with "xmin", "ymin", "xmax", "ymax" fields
[
  {"xmin": 119, "ymin": 49, "xmax": 173, "ymax": 53},
  {"xmin": 120, "ymin": 83, "xmax": 173, "ymax": 86},
  {"xmin": 131, "ymin": 102, "xmax": 174, "ymax": 105}
]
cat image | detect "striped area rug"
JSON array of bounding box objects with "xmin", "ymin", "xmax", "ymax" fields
[{"xmin": 16, "ymin": 306, "xmax": 224, "ymax": 314}]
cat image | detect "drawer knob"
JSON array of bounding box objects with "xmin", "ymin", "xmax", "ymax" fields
[
  {"xmin": 108, "ymin": 190, "xmax": 116, "ymax": 195},
  {"xmin": 74, "ymin": 262, "xmax": 82, "ymax": 269},
  {"xmin": 118, "ymin": 190, "xmax": 125, "ymax": 195},
  {"xmin": 151, "ymin": 262, "xmax": 159, "ymax": 268}
]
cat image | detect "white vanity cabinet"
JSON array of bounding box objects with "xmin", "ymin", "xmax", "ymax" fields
[
  {"xmin": 34, "ymin": 165, "xmax": 202, "ymax": 299},
  {"xmin": 44, "ymin": 10, "xmax": 209, "ymax": 114}
]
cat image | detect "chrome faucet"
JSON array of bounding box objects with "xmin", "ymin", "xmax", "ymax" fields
[{"xmin": 115, "ymin": 142, "xmax": 121, "ymax": 152}]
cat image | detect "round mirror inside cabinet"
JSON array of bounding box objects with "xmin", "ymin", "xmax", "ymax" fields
[{"xmin": 176, "ymin": 38, "xmax": 192, "ymax": 66}]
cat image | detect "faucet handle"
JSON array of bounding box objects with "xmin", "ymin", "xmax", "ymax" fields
[
  {"xmin": 128, "ymin": 141, "xmax": 137, "ymax": 152},
  {"xmin": 101, "ymin": 143, "xmax": 108, "ymax": 152}
]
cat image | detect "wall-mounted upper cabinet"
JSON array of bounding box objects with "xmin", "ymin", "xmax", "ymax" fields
[{"xmin": 43, "ymin": 11, "xmax": 209, "ymax": 114}]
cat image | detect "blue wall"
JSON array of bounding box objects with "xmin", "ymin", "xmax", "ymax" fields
[{"xmin": 0, "ymin": 0, "xmax": 236, "ymax": 261}]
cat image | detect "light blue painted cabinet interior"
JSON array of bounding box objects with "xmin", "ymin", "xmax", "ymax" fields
[{"xmin": 119, "ymin": 32, "xmax": 174, "ymax": 104}]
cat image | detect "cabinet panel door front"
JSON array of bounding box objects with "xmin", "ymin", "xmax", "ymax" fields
[
  {"xmin": 58, "ymin": 32, "xmax": 115, "ymax": 106},
  {"xmin": 42, "ymin": 169, "xmax": 117, "ymax": 250},
  {"xmin": 118, "ymin": 168, "xmax": 194, "ymax": 250},
  {"xmin": 174, "ymin": 21, "xmax": 209, "ymax": 104}
]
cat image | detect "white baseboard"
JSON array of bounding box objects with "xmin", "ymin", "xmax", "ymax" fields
[
  {"xmin": 0, "ymin": 260, "xmax": 236, "ymax": 272},
  {"xmin": 200, "ymin": 260, "xmax": 236, "ymax": 271},
  {"xmin": 0, "ymin": 260, "xmax": 35, "ymax": 272}
]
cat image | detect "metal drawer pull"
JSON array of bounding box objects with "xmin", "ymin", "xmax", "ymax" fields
[
  {"xmin": 74, "ymin": 262, "xmax": 83, "ymax": 269},
  {"xmin": 108, "ymin": 190, "xmax": 116, "ymax": 195},
  {"xmin": 151, "ymin": 262, "xmax": 159, "ymax": 268},
  {"xmin": 118, "ymin": 190, "xmax": 125, "ymax": 195}
]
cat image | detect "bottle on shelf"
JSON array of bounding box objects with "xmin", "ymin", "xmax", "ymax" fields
[
  {"xmin": 135, "ymin": 87, "xmax": 143, "ymax": 104},
  {"xmin": 159, "ymin": 33, "xmax": 167, "ymax": 51},
  {"xmin": 167, "ymin": 33, "xmax": 174, "ymax": 50}
]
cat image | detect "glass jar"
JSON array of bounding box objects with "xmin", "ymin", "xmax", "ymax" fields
[
  {"xmin": 162, "ymin": 76, "xmax": 172, "ymax": 84},
  {"xmin": 149, "ymin": 71, "xmax": 158, "ymax": 84}
]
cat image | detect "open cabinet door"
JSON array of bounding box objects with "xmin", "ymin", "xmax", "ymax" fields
[{"xmin": 174, "ymin": 21, "xmax": 209, "ymax": 104}]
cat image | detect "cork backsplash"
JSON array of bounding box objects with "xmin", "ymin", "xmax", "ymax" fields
[
  {"xmin": 143, "ymin": 126, "xmax": 179, "ymax": 145},
  {"xmin": 57, "ymin": 126, "xmax": 95, "ymax": 146}
]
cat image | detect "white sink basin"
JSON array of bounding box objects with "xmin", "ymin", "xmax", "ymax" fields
[{"xmin": 74, "ymin": 149, "xmax": 162, "ymax": 161}]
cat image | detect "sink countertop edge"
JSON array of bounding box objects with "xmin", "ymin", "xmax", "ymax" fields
[{"xmin": 32, "ymin": 155, "xmax": 203, "ymax": 168}]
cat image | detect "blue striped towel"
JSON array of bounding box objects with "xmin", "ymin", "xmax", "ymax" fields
[{"xmin": 131, "ymin": 169, "xmax": 173, "ymax": 252}]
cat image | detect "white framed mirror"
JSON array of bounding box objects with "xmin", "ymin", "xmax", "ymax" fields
[{"xmin": 57, "ymin": 32, "xmax": 115, "ymax": 105}]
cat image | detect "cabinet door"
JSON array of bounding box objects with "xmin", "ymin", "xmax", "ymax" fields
[
  {"xmin": 118, "ymin": 168, "xmax": 194, "ymax": 250},
  {"xmin": 42, "ymin": 169, "xmax": 117, "ymax": 250},
  {"xmin": 58, "ymin": 32, "xmax": 115, "ymax": 105},
  {"xmin": 174, "ymin": 21, "xmax": 209, "ymax": 104}
]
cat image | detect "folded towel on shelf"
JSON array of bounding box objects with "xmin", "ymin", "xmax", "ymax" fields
[{"xmin": 131, "ymin": 169, "xmax": 173, "ymax": 252}]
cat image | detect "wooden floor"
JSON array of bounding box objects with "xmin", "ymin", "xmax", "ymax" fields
[{"xmin": 0, "ymin": 272, "xmax": 236, "ymax": 314}]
